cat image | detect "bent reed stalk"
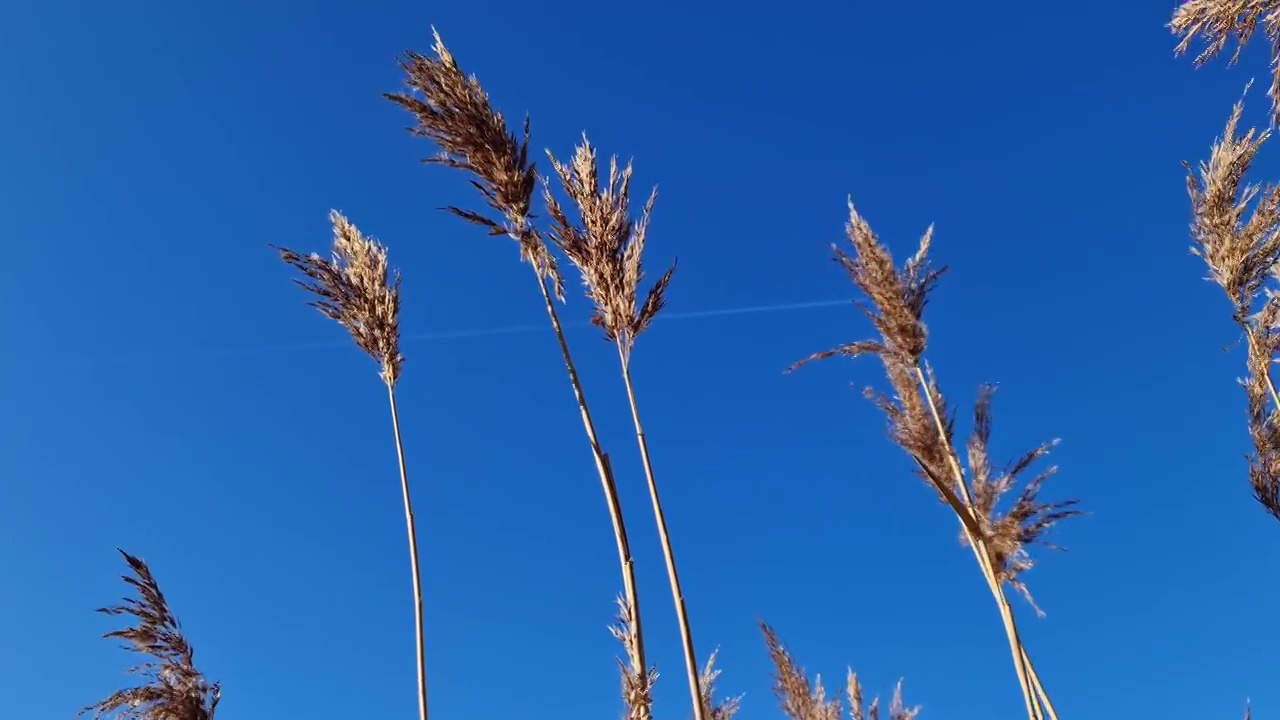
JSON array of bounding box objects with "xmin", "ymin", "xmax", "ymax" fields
[{"xmin": 274, "ymin": 211, "xmax": 428, "ymax": 720}]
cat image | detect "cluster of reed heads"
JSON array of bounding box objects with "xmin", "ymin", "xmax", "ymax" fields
[{"xmin": 81, "ymin": 3, "xmax": 1280, "ymax": 719}]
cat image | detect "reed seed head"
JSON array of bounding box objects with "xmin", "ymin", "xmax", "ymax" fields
[
  {"xmin": 699, "ymin": 650, "xmax": 743, "ymax": 720},
  {"xmin": 761, "ymin": 623, "xmax": 918, "ymax": 720},
  {"xmin": 790, "ymin": 202, "xmax": 1079, "ymax": 609},
  {"xmin": 966, "ymin": 385, "xmax": 1083, "ymax": 614},
  {"xmin": 1185, "ymin": 91, "xmax": 1280, "ymax": 316},
  {"xmin": 386, "ymin": 29, "xmax": 561, "ymax": 295},
  {"xmin": 275, "ymin": 211, "xmax": 404, "ymax": 386},
  {"xmin": 1171, "ymin": 0, "xmax": 1280, "ymax": 125},
  {"xmin": 544, "ymin": 136, "xmax": 676, "ymax": 357},
  {"xmin": 610, "ymin": 596, "xmax": 656, "ymax": 720},
  {"xmin": 82, "ymin": 550, "xmax": 220, "ymax": 720}
]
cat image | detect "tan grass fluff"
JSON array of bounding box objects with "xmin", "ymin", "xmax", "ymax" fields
[{"xmin": 82, "ymin": 550, "xmax": 220, "ymax": 720}]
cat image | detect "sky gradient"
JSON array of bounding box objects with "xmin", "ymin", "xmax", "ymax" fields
[{"xmin": 2, "ymin": 1, "xmax": 1277, "ymax": 719}]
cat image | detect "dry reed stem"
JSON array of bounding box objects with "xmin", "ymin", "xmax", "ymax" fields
[
  {"xmin": 275, "ymin": 213, "xmax": 428, "ymax": 720},
  {"xmin": 82, "ymin": 550, "xmax": 220, "ymax": 720},
  {"xmin": 789, "ymin": 200, "xmax": 1081, "ymax": 720},
  {"xmin": 761, "ymin": 623, "xmax": 918, "ymax": 720},
  {"xmin": 385, "ymin": 29, "xmax": 651, "ymax": 685},
  {"xmin": 544, "ymin": 137, "xmax": 705, "ymax": 720},
  {"xmin": 1184, "ymin": 92, "xmax": 1280, "ymax": 520},
  {"xmin": 1171, "ymin": 0, "xmax": 1280, "ymax": 125}
]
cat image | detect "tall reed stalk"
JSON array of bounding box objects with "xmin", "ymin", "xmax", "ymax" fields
[
  {"xmin": 384, "ymin": 31, "xmax": 652, "ymax": 713},
  {"xmin": 542, "ymin": 139, "xmax": 706, "ymax": 720},
  {"xmin": 274, "ymin": 211, "xmax": 428, "ymax": 720},
  {"xmin": 83, "ymin": 550, "xmax": 221, "ymax": 720},
  {"xmin": 790, "ymin": 201, "xmax": 1081, "ymax": 720}
]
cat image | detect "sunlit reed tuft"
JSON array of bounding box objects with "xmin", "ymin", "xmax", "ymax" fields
[
  {"xmin": 544, "ymin": 136, "xmax": 676, "ymax": 357},
  {"xmin": 761, "ymin": 623, "xmax": 918, "ymax": 720},
  {"xmin": 789, "ymin": 200, "xmax": 1078, "ymax": 720},
  {"xmin": 1171, "ymin": 0, "xmax": 1280, "ymax": 124},
  {"xmin": 385, "ymin": 27, "xmax": 560, "ymax": 293},
  {"xmin": 274, "ymin": 210, "xmax": 404, "ymax": 386},
  {"xmin": 82, "ymin": 550, "xmax": 220, "ymax": 720},
  {"xmin": 610, "ymin": 597, "xmax": 656, "ymax": 720},
  {"xmin": 1184, "ymin": 92, "xmax": 1280, "ymax": 520}
]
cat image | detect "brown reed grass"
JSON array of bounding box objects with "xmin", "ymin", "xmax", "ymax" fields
[
  {"xmin": 761, "ymin": 623, "xmax": 917, "ymax": 720},
  {"xmin": 788, "ymin": 200, "xmax": 1080, "ymax": 720},
  {"xmin": 385, "ymin": 29, "xmax": 652, "ymax": 715},
  {"xmin": 1171, "ymin": 0, "xmax": 1280, "ymax": 125},
  {"xmin": 1183, "ymin": 92, "xmax": 1280, "ymax": 520},
  {"xmin": 543, "ymin": 137, "xmax": 706, "ymax": 720},
  {"xmin": 82, "ymin": 550, "xmax": 220, "ymax": 720},
  {"xmin": 274, "ymin": 211, "xmax": 429, "ymax": 720}
]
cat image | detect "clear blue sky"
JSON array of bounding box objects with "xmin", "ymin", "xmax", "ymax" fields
[{"xmin": 2, "ymin": 1, "xmax": 1277, "ymax": 718}]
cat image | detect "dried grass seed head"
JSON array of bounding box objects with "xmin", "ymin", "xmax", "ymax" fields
[
  {"xmin": 275, "ymin": 210, "xmax": 403, "ymax": 385},
  {"xmin": 386, "ymin": 28, "xmax": 561, "ymax": 293},
  {"xmin": 610, "ymin": 596, "xmax": 656, "ymax": 720},
  {"xmin": 1245, "ymin": 294, "xmax": 1280, "ymax": 518},
  {"xmin": 1185, "ymin": 91, "xmax": 1280, "ymax": 315},
  {"xmin": 1171, "ymin": 0, "xmax": 1280, "ymax": 124},
  {"xmin": 544, "ymin": 136, "xmax": 676, "ymax": 356},
  {"xmin": 965, "ymin": 385, "xmax": 1082, "ymax": 614},
  {"xmin": 699, "ymin": 650, "xmax": 743, "ymax": 720},
  {"xmin": 83, "ymin": 550, "xmax": 220, "ymax": 720}
]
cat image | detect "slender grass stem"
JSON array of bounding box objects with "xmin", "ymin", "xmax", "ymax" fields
[
  {"xmin": 618, "ymin": 348, "xmax": 706, "ymax": 720},
  {"xmin": 386, "ymin": 381, "xmax": 429, "ymax": 720},
  {"xmin": 533, "ymin": 268, "xmax": 648, "ymax": 677}
]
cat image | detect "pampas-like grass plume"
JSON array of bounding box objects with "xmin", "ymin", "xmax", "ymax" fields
[
  {"xmin": 274, "ymin": 210, "xmax": 403, "ymax": 386},
  {"xmin": 1171, "ymin": 0, "xmax": 1280, "ymax": 124},
  {"xmin": 1184, "ymin": 93, "xmax": 1280, "ymax": 520},
  {"xmin": 386, "ymin": 29, "xmax": 650, "ymax": 692},
  {"xmin": 761, "ymin": 623, "xmax": 918, "ymax": 720},
  {"xmin": 543, "ymin": 137, "xmax": 707, "ymax": 720},
  {"xmin": 789, "ymin": 200, "xmax": 1080, "ymax": 720},
  {"xmin": 275, "ymin": 211, "xmax": 429, "ymax": 720},
  {"xmin": 82, "ymin": 550, "xmax": 220, "ymax": 720}
]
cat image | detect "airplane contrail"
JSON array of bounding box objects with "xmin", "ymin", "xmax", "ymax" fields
[{"xmin": 90, "ymin": 298, "xmax": 852, "ymax": 363}]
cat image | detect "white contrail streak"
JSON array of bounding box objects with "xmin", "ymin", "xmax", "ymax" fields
[{"xmin": 92, "ymin": 298, "xmax": 852, "ymax": 363}]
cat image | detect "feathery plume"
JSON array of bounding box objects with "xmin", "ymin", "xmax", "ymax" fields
[
  {"xmin": 1171, "ymin": 0, "xmax": 1280, "ymax": 125},
  {"xmin": 385, "ymin": 28, "xmax": 560, "ymax": 294},
  {"xmin": 544, "ymin": 136, "xmax": 676, "ymax": 357},
  {"xmin": 274, "ymin": 210, "xmax": 403, "ymax": 386},
  {"xmin": 82, "ymin": 550, "xmax": 220, "ymax": 720}
]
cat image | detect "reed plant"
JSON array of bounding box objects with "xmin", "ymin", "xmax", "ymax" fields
[
  {"xmin": 273, "ymin": 211, "xmax": 429, "ymax": 720},
  {"xmin": 761, "ymin": 623, "xmax": 916, "ymax": 720},
  {"xmin": 83, "ymin": 550, "xmax": 220, "ymax": 720},
  {"xmin": 1173, "ymin": 0, "xmax": 1280, "ymax": 523},
  {"xmin": 788, "ymin": 202, "xmax": 1081, "ymax": 720}
]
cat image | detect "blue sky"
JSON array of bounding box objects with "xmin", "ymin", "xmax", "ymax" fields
[{"xmin": 2, "ymin": 0, "xmax": 1277, "ymax": 718}]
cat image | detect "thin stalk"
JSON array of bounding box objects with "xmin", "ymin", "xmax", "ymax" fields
[
  {"xmin": 386, "ymin": 381, "xmax": 429, "ymax": 720},
  {"xmin": 912, "ymin": 365, "xmax": 1055, "ymax": 720},
  {"xmin": 533, "ymin": 268, "xmax": 648, "ymax": 676},
  {"xmin": 618, "ymin": 347, "xmax": 706, "ymax": 720}
]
